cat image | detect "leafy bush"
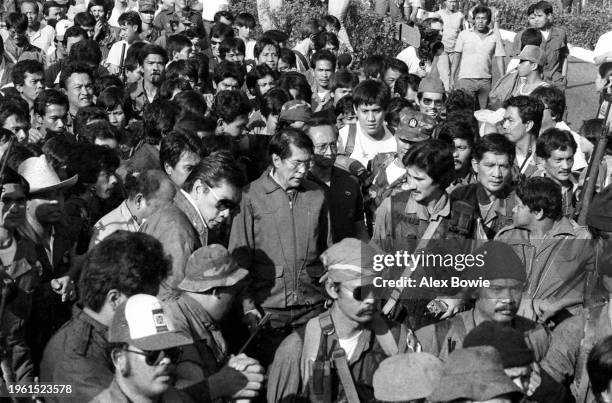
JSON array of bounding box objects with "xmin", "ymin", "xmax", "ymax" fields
[
  {"xmin": 228, "ymin": 0, "xmax": 405, "ymax": 67},
  {"xmin": 490, "ymin": 0, "xmax": 612, "ymax": 49}
]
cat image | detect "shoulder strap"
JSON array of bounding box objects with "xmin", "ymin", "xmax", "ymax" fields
[
  {"xmin": 371, "ymin": 314, "xmax": 399, "ymax": 356},
  {"xmin": 301, "ymin": 315, "xmax": 323, "ymax": 388},
  {"xmin": 576, "ymin": 305, "xmax": 605, "ymax": 403},
  {"xmin": 344, "ymin": 124, "xmax": 357, "ymax": 156}
]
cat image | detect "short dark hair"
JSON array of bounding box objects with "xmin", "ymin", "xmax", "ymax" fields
[
  {"xmin": 330, "ymin": 70, "xmax": 359, "ymax": 92},
  {"xmin": 536, "ymin": 128, "xmax": 577, "ymax": 159},
  {"xmin": 74, "ymin": 11, "xmax": 96, "ymax": 27},
  {"xmin": 66, "ymin": 143, "xmax": 119, "ymax": 193},
  {"xmin": 165, "ymin": 59, "xmax": 199, "ymax": 84},
  {"xmin": 0, "ymin": 166, "xmax": 29, "ymax": 194},
  {"xmin": 213, "ymin": 10, "xmax": 234, "ymax": 23},
  {"xmin": 385, "ymin": 97, "xmax": 413, "ymax": 129},
  {"xmin": 473, "ymin": 133, "xmax": 516, "ymax": 164},
  {"xmin": 159, "ymin": 78, "xmax": 192, "ymax": 100},
  {"xmin": 516, "ymin": 176, "xmax": 562, "ymax": 221},
  {"xmin": 34, "ymin": 89, "xmax": 69, "ymax": 117},
  {"xmin": 142, "ymin": 99, "xmax": 179, "ymax": 144},
  {"xmin": 279, "ymin": 48, "xmax": 296, "ymax": 69},
  {"xmin": 269, "ymin": 127, "xmax": 314, "ymax": 160},
  {"xmin": 352, "ymin": 79, "xmax": 391, "ymax": 110},
  {"xmin": 310, "ymin": 49, "xmax": 337, "ymax": 70},
  {"xmin": 138, "ymin": 44, "xmax": 168, "ymax": 65},
  {"xmin": 6, "ymin": 13, "xmax": 28, "ymax": 32},
  {"xmin": 68, "ymin": 39, "xmax": 103, "ymax": 66},
  {"xmin": 159, "ymin": 131, "xmax": 202, "ymax": 171},
  {"xmin": 261, "ymin": 87, "xmax": 290, "ymax": 118},
  {"xmin": 118, "ymin": 11, "xmax": 141, "ymax": 32},
  {"xmin": 472, "ymin": 5, "xmax": 492, "ymax": 23},
  {"xmin": 124, "ymin": 42, "xmax": 147, "ymax": 71},
  {"xmin": 246, "ymin": 64, "xmax": 278, "ymax": 97},
  {"xmin": 588, "ymin": 335, "xmax": 612, "ymax": 396},
  {"xmin": 436, "ymin": 119, "xmax": 476, "ymax": 147},
  {"xmin": 527, "ymin": 1, "xmax": 553, "ymax": 15},
  {"xmin": 298, "ymin": 18, "xmax": 323, "ymax": 39},
  {"xmin": 335, "ymin": 95, "xmax": 355, "ymax": 117},
  {"xmin": 79, "ymin": 231, "xmax": 170, "ymax": 312},
  {"xmin": 125, "ymin": 169, "xmax": 175, "ymax": 200},
  {"xmin": 0, "ymin": 98, "xmax": 29, "ymax": 127},
  {"xmin": 521, "ymin": 28, "xmax": 543, "ymax": 49},
  {"xmin": 254, "ymin": 37, "xmax": 280, "ymax": 60},
  {"xmin": 73, "ymin": 106, "xmax": 108, "ymax": 138},
  {"xmin": 12, "ymin": 60, "xmax": 44, "ymax": 86},
  {"xmin": 210, "ymin": 22, "xmax": 234, "ymax": 40},
  {"xmin": 87, "ymin": 0, "xmax": 110, "ymax": 15},
  {"xmin": 219, "ymin": 37, "xmax": 245, "ymax": 60},
  {"xmin": 63, "ymin": 26, "xmax": 88, "ymax": 46},
  {"xmin": 97, "ymin": 86, "xmax": 133, "ymax": 122},
  {"xmin": 261, "ymin": 29, "xmax": 289, "ymax": 45},
  {"xmin": 321, "ymin": 15, "xmax": 341, "ymax": 32},
  {"xmin": 167, "ymin": 34, "xmax": 193, "ymax": 57},
  {"xmin": 530, "ymin": 86, "xmax": 566, "ymax": 122},
  {"xmin": 94, "ymin": 75, "xmax": 123, "ymax": 97},
  {"xmin": 59, "ymin": 61, "xmax": 93, "ymax": 89},
  {"xmin": 43, "ymin": 1, "xmax": 61, "ymax": 16},
  {"xmin": 446, "ymin": 89, "xmax": 477, "ymax": 115},
  {"xmin": 213, "ymin": 60, "xmax": 246, "ymax": 86},
  {"xmin": 173, "ymin": 90, "xmax": 207, "ymax": 117},
  {"xmin": 363, "ymin": 54, "xmax": 386, "ymax": 80},
  {"xmin": 278, "ymin": 72, "xmax": 312, "ymax": 101},
  {"xmin": 384, "ymin": 58, "xmax": 409, "ymax": 76},
  {"xmin": 313, "ymin": 31, "xmax": 339, "ymax": 52},
  {"xmin": 235, "ymin": 12, "xmax": 256, "ymax": 29},
  {"xmin": 182, "ymin": 151, "xmax": 246, "ymax": 192},
  {"xmin": 212, "ymin": 90, "xmax": 252, "ymax": 124},
  {"xmin": 402, "ymin": 139, "xmax": 455, "ymax": 189},
  {"xmin": 503, "ymin": 96, "xmax": 544, "ymax": 136},
  {"xmin": 394, "ymin": 74, "xmax": 420, "ymax": 98}
]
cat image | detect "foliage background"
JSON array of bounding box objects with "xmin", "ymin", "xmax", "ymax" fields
[{"xmin": 229, "ymin": 0, "xmax": 612, "ymax": 60}]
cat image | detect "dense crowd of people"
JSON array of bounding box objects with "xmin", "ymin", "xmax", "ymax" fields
[{"xmin": 0, "ymin": 0, "xmax": 612, "ymax": 401}]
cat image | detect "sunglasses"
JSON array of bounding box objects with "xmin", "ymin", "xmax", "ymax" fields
[
  {"xmin": 340, "ymin": 284, "xmax": 376, "ymax": 301},
  {"xmin": 207, "ymin": 185, "xmax": 239, "ymax": 212},
  {"xmin": 124, "ymin": 347, "xmax": 183, "ymax": 366}
]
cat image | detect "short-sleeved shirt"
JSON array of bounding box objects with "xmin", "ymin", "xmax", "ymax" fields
[
  {"xmin": 337, "ymin": 123, "xmax": 396, "ymax": 168},
  {"xmin": 432, "ymin": 9, "xmax": 464, "ymax": 52},
  {"xmin": 512, "ymin": 27, "xmax": 569, "ymax": 87},
  {"xmin": 454, "ymin": 28, "xmax": 506, "ymax": 79}
]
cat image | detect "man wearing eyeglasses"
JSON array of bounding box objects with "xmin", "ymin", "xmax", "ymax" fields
[
  {"xmin": 268, "ymin": 238, "xmax": 417, "ymax": 403},
  {"xmin": 415, "ymin": 241, "xmax": 550, "ymax": 364},
  {"xmin": 230, "ymin": 128, "xmax": 331, "ymax": 368},
  {"xmin": 305, "ymin": 116, "xmax": 368, "ymax": 243},
  {"xmin": 416, "ymin": 76, "xmax": 446, "ymax": 121}
]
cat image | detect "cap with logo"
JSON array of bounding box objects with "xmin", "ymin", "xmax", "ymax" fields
[
  {"xmin": 395, "ymin": 108, "xmax": 436, "ymax": 142},
  {"xmin": 109, "ymin": 294, "xmax": 193, "ymax": 351},
  {"xmin": 518, "ymin": 45, "xmax": 546, "ymax": 66},
  {"xmin": 178, "ymin": 244, "xmax": 248, "ymax": 293}
]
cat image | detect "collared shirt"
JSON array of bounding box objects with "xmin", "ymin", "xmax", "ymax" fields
[
  {"xmin": 128, "ymin": 78, "xmax": 158, "ymax": 117},
  {"xmin": 28, "ymin": 25, "xmax": 55, "ymax": 53},
  {"xmin": 180, "ymin": 189, "xmax": 206, "ymax": 230},
  {"xmin": 89, "ymin": 201, "xmax": 140, "ymax": 248},
  {"xmin": 454, "ymin": 28, "xmax": 506, "ymax": 79}
]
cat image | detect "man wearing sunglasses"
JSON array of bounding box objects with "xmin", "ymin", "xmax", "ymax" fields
[
  {"xmin": 142, "ymin": 152, "xmax": 245, "ymax": 294},
  {"xmin": 416, "ymin": 75, "xmax": 446, "ymax": 121},
  {"xmin": 92, "ymin": 293, "xmax": 194, "ymax": 402},
  {"xmin": 230, "ymin": 128, "xmax": 330, "ymax": 368},
  {"xmin": 268, "ymin": 238, "xmax": 416, "ymax": 402}
]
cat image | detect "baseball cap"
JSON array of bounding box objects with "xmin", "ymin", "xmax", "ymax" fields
[
  {"xmin": 178, "ymin": 245, "xmax": 248, "ymax": 293},
  {"xmin": 518, "ymin": 45, "xmax": 546, "ymax": 66},
  {"xmin": 279, "ymin": 100, "xmax": 313, "ymax": 122},
  {"xmin": 395, "ymin": 108, "xmax": 436, "ymax": 142},
  {"xmin": 418, "ymin": 76, "xmax": 445, "ymax": 94},
  {"xmin": 109, "ymin": 294, "xmax": 193, "ymax": 351},
  {"xmin": 138, "ymin": 0, "xmax": 156, "ymax": 13}
]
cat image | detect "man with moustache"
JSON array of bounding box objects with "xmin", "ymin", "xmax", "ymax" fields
[
  {"xmin": 495, "ymin": 177, "xmax": 593, "ymax": 324},
  {"xmin": 267, "ymin": 238, "xmax": 415, "ymax": 403},
  {"xmin": 230, "ymin": 128, "xmax": 331, "ymax": 367},
  {"xmin": 416, "ymin": 241, "xmax": 550, "ymax": 363},
  {"xmin": 533, "ymin": 128, "xmax": 578, "ymax": 219},
  {"xmin": 128, "ymin": 44, "xmax": 167, "ymax": 118},
  {"xmin": 305, "ymin": 117, "xmax": 367, "ymax": 243}
]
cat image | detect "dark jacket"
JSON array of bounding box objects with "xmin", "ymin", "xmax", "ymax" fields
[
  {"xmin": 229, "ymin": 170, "xmax": 330, "ymax": 311},
  {"xmin": 40, "ymin": 305, "xmax": 113, "ymax": 403}
]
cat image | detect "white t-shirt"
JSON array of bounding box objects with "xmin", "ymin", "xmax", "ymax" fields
[
  {"xmin": 106, "ymin": 40, "xmax": 130, "ymax": 68},
  {"xmin": 338, "ymin": 331, "xmax": 362, "ymax": 361},
  {"xmin": 338, "ymin": 123, "xmax": 396, "ymax": 167}
]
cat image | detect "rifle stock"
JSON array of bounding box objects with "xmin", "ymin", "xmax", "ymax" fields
[{"xmin": 577, "ymin": 101, "xmax": 612, "ymax": 225}]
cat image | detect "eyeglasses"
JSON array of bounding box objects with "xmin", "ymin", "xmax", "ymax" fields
[
  {"xmin": 207, "ymin": 185, "xmax": 239, "ymax": 212},
  {"xmin": 313, "ymin": 142, "xmax": 338, "ymax": 153},
  {"xmin": 123, "ymin": 347, "xmax": 183, "ymax": 366},
  {"xmin": 421, "ymin": 98, "xmax": 444, "ymax": 107},
  {"xmin": 340, "ymin": 284, "xmax": 376, "ymax": 301},
  {"xmin": 285, "ymin": 159, "xmax": 311, "ymax": 170}
]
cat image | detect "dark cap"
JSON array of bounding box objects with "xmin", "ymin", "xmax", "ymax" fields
[
  {"xmin": 395, "ymin": 108, "xmax": 436, "ymax": 142},
  {"xmin": 463, "ymin": 321, "xmax": 535, "ymax": 368},
  {"xmin": 178, "ymin": 245, "xmax": 248, "ymax": 293}
]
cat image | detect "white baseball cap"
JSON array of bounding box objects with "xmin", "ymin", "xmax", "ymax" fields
[{"xmin": 109, "ymin": 294, "xmax": 193, "ymax": 351}]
